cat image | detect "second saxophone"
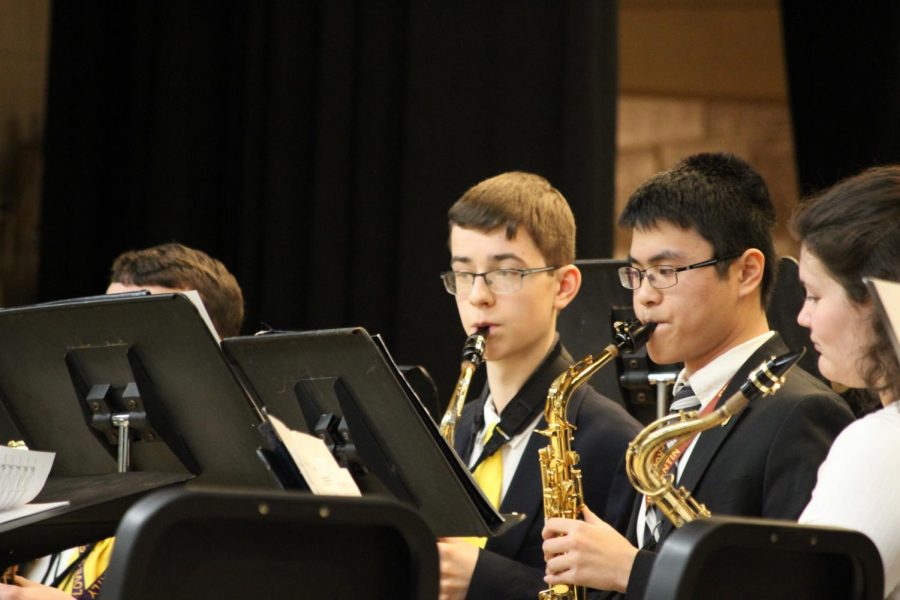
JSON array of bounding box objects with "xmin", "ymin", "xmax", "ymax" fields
[
  {"xmin": 625, "ymin": 346, "xmax": 807, "ymax": 530},
  {"xmin": 538, "ymin": 319, "xmax": 656, "ymax": 600}
]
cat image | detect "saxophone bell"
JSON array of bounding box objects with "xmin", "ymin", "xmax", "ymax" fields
[
  {"xmin": 439, "ymin": 327, "xmax": 488, "ymax": 444},
  {"xmin": 626, "ymin": 346, "xmax": 807, "ymax": 530}
]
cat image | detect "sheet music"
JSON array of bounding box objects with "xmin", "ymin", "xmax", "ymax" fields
[
  {"xmin": 268, "ymin": 415, "xmax": 362, "ymax": 497},
  {"xmin": 866, "ymin": 277, "xmax": 900, "ymax": 361},
  {"xmin": 180, "ymin": 290, "xmax": 221, "ymax": 343},
  {"xmin": 0, "ymin": 501, "xmax": 70, "ymax": 525},
  {"xmin": 0, "ymin": 446, "xmax": 68, "ymax": 523}
]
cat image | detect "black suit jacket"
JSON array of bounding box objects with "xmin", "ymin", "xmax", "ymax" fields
[
  {"xmin": 618, "ymin": 333, "xmax": 854, "ymax": 599},
  {"xmin": 455, "ymin": 342, "xmax": 642, "ymax": 600}
]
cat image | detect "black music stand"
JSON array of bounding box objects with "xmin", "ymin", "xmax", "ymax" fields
[
  {"xmin": 0, "ymin": 293, "xmax": 276, "ymax": 564},
  {"xmin": 101, "ymin": 486, "xmax": 439, "ymax": 600},
  {"xmin": 222, "ymin": 328, "xmax": 520, "ymax": 538},
  {"xmin": 644, "ymin": 516, "xmax": 884, "ymax": 599},
  {"xmin": 398, "ymin": 364, "xmax": 441, "ymax": 421}
]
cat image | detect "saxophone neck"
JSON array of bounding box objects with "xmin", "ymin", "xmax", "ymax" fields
[
  {"xmin": 439, "ymin": 329, "xmax": 488, "ymax": 444},
  {"xmin": 546, "ymin": 344, "xmax": 617, "ymax": 416},
  {"xmin": 544, "ymin": 318, "xmax": 656, "ymax": 421}
]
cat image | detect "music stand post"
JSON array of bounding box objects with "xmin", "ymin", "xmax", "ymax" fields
[
  {"xmin": 649, "ymin": 372, "xmax": 678, "ymax": 419},
  {"xmin": 65, "ymin": 349, "xmax": 194, "ymax": 476}
]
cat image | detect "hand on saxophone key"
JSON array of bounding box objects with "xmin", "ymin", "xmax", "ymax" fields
[{"xmin": 541, "ymin": 505, "xmax": 638, "ymax": 594}]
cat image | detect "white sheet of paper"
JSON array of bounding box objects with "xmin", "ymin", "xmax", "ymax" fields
[
  {"xmin": 180, "ymin": 290, "xmax": 221, "ymax": 343},
  {"xmin": 0, "ymin": 501, "xmax": 69, "ymax": 525},
  {"xmin": 0, "ymin": 446, "xmax": 68, "ymax": 524},
  {"xmin": 0, "ymin": 446, "xmax": 56, "ymax": 510},
  {"xmin": 867, "ymin": 278, "xmax": 900, "ymax": 360},
  {"xmin": 268, "ymin": 415, "xmax": 362, "ymax": 497}
]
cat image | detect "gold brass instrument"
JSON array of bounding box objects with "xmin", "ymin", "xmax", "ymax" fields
[
  {"xmin": 439, "ymin": 327, "xmax": 488, "ymax": 444},
  {"xmin": 625, "ymin": 346, "xmax": 807, "ymax": 530},
  {"xmin": 538, "ymin": 319, "xmax": 656, "ymax": 600}
]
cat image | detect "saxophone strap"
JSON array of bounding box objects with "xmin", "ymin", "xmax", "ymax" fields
[{"xmin": 469, "ymin": 341, "xmax": 570, "ymax": 471}]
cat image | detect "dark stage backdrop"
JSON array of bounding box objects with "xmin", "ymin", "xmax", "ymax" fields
[
  {"xmin": 782, "ymin": 4, "xmax": 900, "ymax": 193},
  {"xmin": 39, "ymin": 2, "xmax": 618, "ymax": 400}
]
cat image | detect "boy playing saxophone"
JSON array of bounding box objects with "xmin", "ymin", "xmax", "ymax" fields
[
  {"xmin": 540, "ymin": 153, "xmax": 853, "ymax": 598},
  {"xmin": 437, "ymin": 172, "xmax": 641, "ymax": 600}
]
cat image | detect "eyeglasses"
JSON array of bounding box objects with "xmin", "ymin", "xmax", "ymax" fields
[
  {"xmin": 440, "ymin": 266, "xmax": 557, "ymax": 296},
  {"xmin": 617, "ymin": 253, "xmax": 742, "ymax": 290}
]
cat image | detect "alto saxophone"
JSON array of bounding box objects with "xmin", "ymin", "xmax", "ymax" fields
[
  {"xmin": 625, "ymin": 346, "xmax": 807, "ymax": 530},
  {"xmin": 538, "ymin": 319, "xmax": 656, "ymax": 600},
  {"xmin": 439, "ymin": 327, "xmax": 488, "ymax": 444}
]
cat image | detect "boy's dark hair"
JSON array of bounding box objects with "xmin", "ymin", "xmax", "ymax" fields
[
  {"xmin": 110, "ymin": 243, "xmax": 244, "ymax": 337},
  {"xmin": 792, "ymin": 164, "xmax": 900, "ymax": 402},
  {"xmin": 448, "ymin": 171, "xmax": 576, "ymax": 267},
  {"xmin": 618, "ymin": 153, "xmax": 777, "ymax": 306}
]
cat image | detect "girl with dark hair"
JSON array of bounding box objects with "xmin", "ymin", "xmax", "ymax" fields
[{"xmin": 795, "ymin": 164, "xmax": 900, "ymax": 599}]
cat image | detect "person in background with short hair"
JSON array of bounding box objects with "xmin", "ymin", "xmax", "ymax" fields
[
  {"xmin": 0, "ymin": 243, "xmax": 245, "ymax": 600},
  {"xmin": 107, "ymin": 242, "xmax": 244, "ymax": 337}
]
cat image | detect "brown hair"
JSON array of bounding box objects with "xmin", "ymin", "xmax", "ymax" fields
[
  {"xmin": 110, "ymin": 243, "xmax": 244, "ymax": 337},
  {"xmin": 447, "ymin": 171, "xmax": 576, "ymax": 266},
  {"xmin": 792, "ymin": 165, "xmax": 900, "ymax": 402}
]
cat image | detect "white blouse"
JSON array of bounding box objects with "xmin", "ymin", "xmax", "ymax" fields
[{"xmin": 800, "ymin": 403, "xmax": 900, "ymax": 599}]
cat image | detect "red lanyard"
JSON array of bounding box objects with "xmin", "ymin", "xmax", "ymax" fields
[{"xmin": 653, "ymin": 383, "xmax": 728, "ymax": 477}]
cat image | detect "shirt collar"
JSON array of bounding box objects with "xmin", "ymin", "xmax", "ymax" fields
[{"xmin": 674, "ymin": 331, "xmax": 775, "ymax": 409}]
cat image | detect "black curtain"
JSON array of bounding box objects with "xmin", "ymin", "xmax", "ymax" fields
[
  {"xmin": 40, "ymin": 1, "xmax": 617, "ymax": 398},
  {"xmin": 781, "ymin": 4, "xmax": 900, "ymax": 193}
]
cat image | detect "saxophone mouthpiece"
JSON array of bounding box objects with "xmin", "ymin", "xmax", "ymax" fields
[
  {"xmin": 613, "ymin": 319, "xmax": 657, "ymax": 353},
  {"xmin": 462, "ymin": 327, "xmax": 489, "ymax": 365},
  {"xmin": 769, "ymin": 346, "xmax": 807, "ymax": 374},
  {"xmin": 740, "ymin": 346, "xmax": 807, "ymax": 400}
]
